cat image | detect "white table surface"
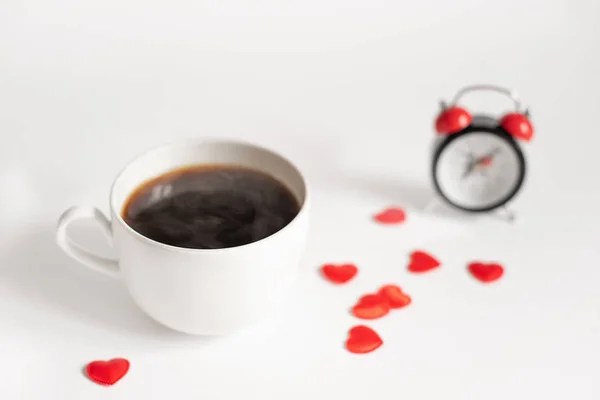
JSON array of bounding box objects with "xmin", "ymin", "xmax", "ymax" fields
[{"xmin": 1, "ymin": 0, "xmax": 599, "ymax": 398}]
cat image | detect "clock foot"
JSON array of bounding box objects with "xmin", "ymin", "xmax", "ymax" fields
[
  {"xmin": 425, "ymin": 196, "xmax": 516, "ymax": 223},
  {"xmin": 493, "ymin": 206, "xmax": 516, "ymax": 223},
  {"xmin": 423, "ymin": 198, "xmax": 441, "ymax": 213}
]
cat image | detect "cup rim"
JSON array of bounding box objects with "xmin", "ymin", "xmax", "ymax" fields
[{"xmin": 109, "ymin": 138, "xmax": 309, "ymax": 254}]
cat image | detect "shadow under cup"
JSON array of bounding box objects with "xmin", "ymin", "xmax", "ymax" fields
[{"xmin": 106, "ymin": 140, "xmax": 310, "ymax": 335}]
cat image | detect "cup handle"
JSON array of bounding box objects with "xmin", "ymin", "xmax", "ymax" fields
[{"xmin": 56, "ymin": 206, "xmax": 120, "ymax": 279}]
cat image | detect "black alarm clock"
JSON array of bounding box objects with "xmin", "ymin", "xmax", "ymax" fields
[{"xmin": 431, "ymin": 85, "xmax": 534, "ymax": 213}]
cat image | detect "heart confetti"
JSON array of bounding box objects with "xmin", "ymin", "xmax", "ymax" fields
[
  {"xmin": 378, "ymin": 284, "xmax": 412, "ymax": 309},
  {"xmin": 407, "ymin": 250, "xmax": 440, "ymax": 273},
  {"xmin": 345, "ymin": 325, "xmax": 383, "ymax": 354},
  {"xmin": 321, "ymin": 263, "xmax": 358, "ymax": 284},
  {"xmin": 373, "ymin": 207, "xmax": 406, "ymax": 224},
  {"xmin": 351, "ymin": 293, "xmax": 390, "ymax": 319},
  {"xmin": 468, "ymin": 262, "xmax": 504, "ymax": 283},
  {"xmin": 85, "ymin": 358, "xmax": 130, "ymax": 386}
]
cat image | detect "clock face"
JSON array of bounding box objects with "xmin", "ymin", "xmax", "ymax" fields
[{"xmin": 433, "ymin": 129, "xmax": 525, "ymax": 212}]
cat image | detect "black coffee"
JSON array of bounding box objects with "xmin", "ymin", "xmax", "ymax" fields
[{"xmin": 122, "ymin": 165, "xmax": 300, "ymax": 249}]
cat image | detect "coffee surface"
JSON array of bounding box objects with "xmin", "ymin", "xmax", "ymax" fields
[{"xmin": 122, "ymin": 165, "xmax": 300, "ymax": 249}]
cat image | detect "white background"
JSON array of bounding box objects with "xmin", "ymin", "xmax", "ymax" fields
[{"xmin": 1, "ymin": 0, "xmax": 599, "ymax": 399}]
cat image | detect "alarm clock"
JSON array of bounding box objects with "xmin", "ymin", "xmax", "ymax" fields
[{"xmin": 431, "ymin": 85, "xmax": 534, "ymax": 214}]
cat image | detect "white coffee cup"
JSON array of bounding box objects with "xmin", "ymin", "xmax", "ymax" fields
[{"xmin": 56, "ymin": 139, "xmax": 310, "ymax": 335}]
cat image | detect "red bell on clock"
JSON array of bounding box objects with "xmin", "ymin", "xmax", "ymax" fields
[
  {"xmin": 500, "ymin": 112, "xmax": 534, "ymax": 142},
  {"xmin": 435, "ymin": 106, "xmax": 473, "ymax": 135}
]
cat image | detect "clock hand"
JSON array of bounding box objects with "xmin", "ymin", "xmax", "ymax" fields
[
  {"xmin": 474, "ymin": 147, "xmax": 501, "ymax": 166},
  {"xmin": 463, "ymin": 147, "xmax": 499, "ymax": 179},
  {"xmin": 458, "ymin": 150, "xmax": 475, "ymax": 160},
  {"xmin": 461, "ymin": 159, "xmax": 477, "ymax": 179}
]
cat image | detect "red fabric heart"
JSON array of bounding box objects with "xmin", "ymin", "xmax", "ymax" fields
[
  {"xmin": 351, "ymin": 293, "xmax": 390, "ymax": 319},
  {"xmin": 378, "ymin": 284, "xmax": 411, "ymax": 309},
  {"xmin": 321, "ymin": 263, "xmax": 358, "ymax": 284},
  {"xmin": 85, "ymin": 358, "xmax": 130, "ymax": 386},
  {"xmin": 468, "ymin": 262, "xmax": 504, "ymax": 283},
  {"xmin": 407, "ymin": 250, "xmax": 440, "ymax": 273},
  {"xmin": 345, "ymin": 325, "xmax": 383, "ymax": 354},
  {"xmin": 373, "ymin": 207, "xmax": 406, "ymax": 224}
]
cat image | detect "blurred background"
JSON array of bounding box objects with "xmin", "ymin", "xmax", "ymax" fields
[{"xmin": 1, "ymin": 0, "xmax": 599, "ymax": 225}]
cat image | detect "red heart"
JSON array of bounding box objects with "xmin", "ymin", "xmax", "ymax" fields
[
  {"xmin": 345, "ymin": 325, "xmax": 383, "ymax": 354},
  {"xmin": 373, "ymin": 207, "xmax": 406, "ymax": 224},
  {"xmin": 378, "ymin": 284, "xmax": 411, "ymax": 309},
  {"xmin": 407, "ymin": 250, "xmax": 440, "ymax": 273},
  {"xmin": 321, "ymin": 263, "xmax": 358, "ymax": 284},
  {"xmin": 85, "ymin": 358, "xmax": 130, "ymax": 386},
  {"xmin": 351, "ymin": 293, "xmax": 390, "ymax": 319},
  {"xmin": 468, "ymin": 262, "xmax": 504, "ymax": 283}
]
